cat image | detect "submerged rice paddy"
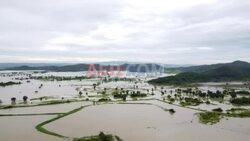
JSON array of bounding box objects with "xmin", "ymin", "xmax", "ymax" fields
[{"xmin": 1, "ymin": 71, "xmax": 250, "ymax": 141}]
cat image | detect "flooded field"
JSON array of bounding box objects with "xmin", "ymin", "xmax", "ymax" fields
[
  {"xmin": 0, "ymin": 71, "xmax": 96, "ymax": 104},
  {"xmin": 46, "ymin": 102, "xmax": 250, "ymax": 141},
  {"xmin": 1, "ymin": 71, "xmax": 250, "ymax": 141},
  {"xmin": 0, "ymin": 115, "xmax": 61, "ymax": 141},
  {"xmin": 0, "ymin": 101, "xmax": 92, "ymax": 114}
]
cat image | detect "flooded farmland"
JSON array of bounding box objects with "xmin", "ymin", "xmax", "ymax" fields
[
  {"xmin": 0, "ymin": 115, "xmax": 61, "ymax": 141},
  {"xmin": 1, "ymin": 71, "xmax": 250, "ymax": 141},
  {"xmin": 1, "ymin": 0, "xmax": 250, "ymax": 140}
]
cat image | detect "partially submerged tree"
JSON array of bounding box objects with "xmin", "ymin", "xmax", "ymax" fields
[
  {"xmin": 98, "ymin": 132, "xmax": 109, "ymax": 141},
  {"xmin": 11, "ymin": 97, "xmax": 16, "ymax": 104},
  {"xmin": 122, "ymin": 96, "xmax": 127, "ymax": 101},
  {"xmin": 79, "ymin": 91, "xmax": 83, "ymax": 97},
  {"xmin": 161, "ymin": 91, "xmax": 164, "ymax": 95},
  {"xmin": 23, "ymin": 96, "xmax": 28, "ymax": 103},
  {"xmin": 39, "ymin": 83, "xmax": 43, "ymax": 89},
  {"xmin": 230, "ymin": 92, "xmax": 237, "ymax": 99},
  {"xmin": 212, "ymin": 108, "xmax": 223, "ymax": 112},
  {"xmin": 169, "ymin": 109, "xmax": 176, "ymax": 114},
  {"xmin": 93, "ymin": 83, "xmax": 97, "ymax": 90}
]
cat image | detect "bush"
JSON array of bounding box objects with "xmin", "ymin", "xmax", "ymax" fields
[
  {"xmin": 0, "ymin": 81, "xmax": 21, "ymax": 87},
  {"xmin": 199, "ymin": 112, "xmax": 221, "ymax": 124},
  {"xmin": 130, "ymin": 93, "xmax": 147, "ymax": 98},
  {"xmin": 169, "ymin": 109, "xmax": 176, "ymax": 114},
  {"xmin": 113, "ymin": 94, "xmax": 127, "ymax": 99},
  {"xmin": 98, "ymin": 98, "xmax": 110, "ymax": 102},
  {"xmin": 231, "ymin": 97, "xmax": 250, "ymax": 105},
  {"xmin": 212, "ymin": 108, "xmax": 223, "ymax": 112},
  {"xmin": 181, "ymin": 97, "xmax": 202, "ymax": 106},
  {"xmin": 235, "ymin": 90, "xmax": 250, "ymax": 95}
]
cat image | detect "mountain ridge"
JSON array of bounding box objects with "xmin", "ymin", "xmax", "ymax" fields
[
  {"xmin": 1, "ymin": 63, "xmax": 165, "ymax": 72},
  {"xmin": 149, "ymin": 61, "xmax": 250, "ymax": 85}
]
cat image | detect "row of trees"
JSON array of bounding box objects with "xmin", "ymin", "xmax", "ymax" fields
[
  {"xmin": 10, "ymin": 96, "xmax": 28, "ymax": 104},
  {"xmin": 0, "ymin": 81, "xmax": 21, "ymax": 87},
  {"xmin": 31, "ymin": 76, "xmax": 91, "ymax": 81},
  {"xmin": 230, "ymin": 97, "xmax": 250, "ymax": 105}
]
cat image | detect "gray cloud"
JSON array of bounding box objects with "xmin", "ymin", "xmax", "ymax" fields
[{"xmin": 0, "ymin": 0, "xmax": 250, "ymax": 64}]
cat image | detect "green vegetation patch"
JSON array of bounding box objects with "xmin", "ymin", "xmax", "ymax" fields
[
  {"xmin": 235, "ymin": 90, "xmax": 250, "ymax": 95},
  {"xmin": 226, "ymin": 108, "xmax": 250, "ymax": 118},
  {"xmin": 228, "ymin": 111, "xmax": 250, "ymax": 117},
  {"xmin": 130, "ymin": 93, "xmax": 147, "ymax": 98},
  {"xmin": 30, "ymin": 96, "xmax": 56, "ymax": 101},
  {"xmin": 98, "ymin": 98, "xmax": 111, "ymax": 102},
  {"xmin": 148, "ymin": 72, "xmax": 208, "ymax": 86},
  {"xmin": 199, "ymin": 112, "xmax": 222, "ymax": 124},
  {"xmin": 74, "ymin": 132, "xmax": 122, "ymax": 141},
  {"xmin": 31, "ymin": 76, "xmax": 93, "ymax": 81},
  {"xmin": 212, "ymin": 108, "xmax": 223, "ymax": 112},
  {"xmin": 180, "ymin": 97, "xmax": 203, "ymax": 106},
  {"xmin": 0, "ymin": 81, "xmax": 21, "ymax": 87},
  {"xmin": 39, "ymin": 99, "xmax": 76, "ymax": 105},
  {"xmin": 230, "ymin": 97, "xmax": 250, "ymax": 105},
  {"xmin": 149, "ymin": 61, "xmax": 250, "ymax": 85}
]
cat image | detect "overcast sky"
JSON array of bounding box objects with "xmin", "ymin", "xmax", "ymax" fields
[{"xmin": 0, "ymin": 0, "xmax": 250, "ymax": 64}]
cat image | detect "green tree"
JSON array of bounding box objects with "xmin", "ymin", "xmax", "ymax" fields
[
  {"xmin": 79, "ymin": 91, "xmax": 83, "ymax": 97},
  {"xmin": 93, "ymin": 83, "xmax": 97, "ymax": 90},
  {"xmin": 23, "ymin": 96, "xmax": 28, "ymax": 103},
  {"xmin": 11, "ymin": 97, "xmax": 16, "ymax": 104}
]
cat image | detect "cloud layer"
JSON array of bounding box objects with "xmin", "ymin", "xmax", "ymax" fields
[{"xmin": 0, "ymin": 0, "xmax": 250, "ymax": 64}]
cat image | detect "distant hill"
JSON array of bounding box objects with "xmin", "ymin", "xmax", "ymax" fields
[
  {"xmin": 0, "ymin": 63, "xmax": 72, "ymax": 69},
  {"xmin": 2, "ymin": 63, "xmax": 165, "ymax": 72},
  {"xmin": 149, "ymin": 61, "xmax": 250, "ymax": 85},
  {"xmin": 166, "ymin": 60, "xmax": 250, "ymax": 73}
]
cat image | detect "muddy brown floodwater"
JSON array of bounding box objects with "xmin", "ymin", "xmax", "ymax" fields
[
  {"xmin": 46, "ymin": 101, "xmax": 250, "ymax": 141},
  {"xmin": 0, "ymin": 115, "xmax": 62, "ymax": 141}
]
